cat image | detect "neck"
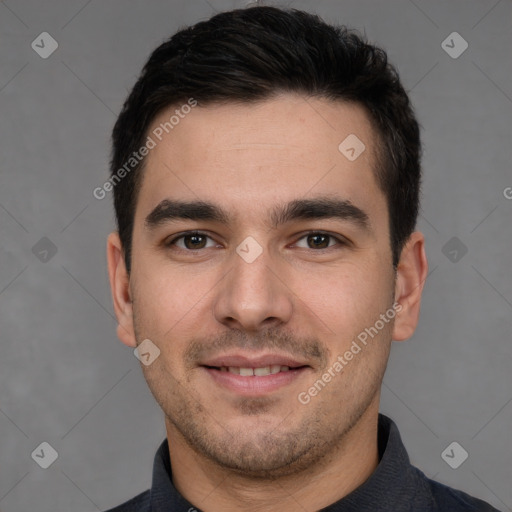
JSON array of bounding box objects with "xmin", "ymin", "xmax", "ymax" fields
[{"xmin": 166, "ymin": 405, "xmax": 380, "ymax": 512}]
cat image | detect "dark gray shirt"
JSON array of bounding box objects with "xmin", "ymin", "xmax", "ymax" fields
[{"xmin": 104, "ymin": 413, "xmax": 500, "ymax": 511}]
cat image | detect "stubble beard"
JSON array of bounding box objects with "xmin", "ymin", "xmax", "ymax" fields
[{"xmin": 133, "ymin": 312, "xmax": 393, "ymax": 479}]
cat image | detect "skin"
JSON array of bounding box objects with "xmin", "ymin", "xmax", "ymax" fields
[{"xmin": 107, "ymin": 93, "xmax": 428, "ymax": 512}]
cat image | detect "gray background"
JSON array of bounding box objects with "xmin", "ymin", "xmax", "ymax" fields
[{"xmin": 0, "ymin": 0, "xmax": 511, "ymax": 510}]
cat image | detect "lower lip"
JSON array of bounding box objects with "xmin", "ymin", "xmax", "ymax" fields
[{"xmin": 202, "ymin": 367, "xmax": 310, "ymax": 395}]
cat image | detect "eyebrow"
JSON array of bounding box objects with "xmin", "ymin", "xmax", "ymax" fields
[{"xmin": 144, "ymin": 196, "xmax": 371, "ymax": 232}]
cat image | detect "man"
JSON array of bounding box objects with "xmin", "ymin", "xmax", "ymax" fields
[{"xmin": 104, "ymin": 5, "xmax": 499, "ymax": 511}]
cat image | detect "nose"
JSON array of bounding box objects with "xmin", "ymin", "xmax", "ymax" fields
[{"xmin": 212, "ymin": 241, "xmax": 294, "ymax": 332}]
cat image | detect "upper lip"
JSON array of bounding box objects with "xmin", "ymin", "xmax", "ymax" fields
[{"xmin": 200, "ymin": 353, "xmax": 309, "ymax": 369}]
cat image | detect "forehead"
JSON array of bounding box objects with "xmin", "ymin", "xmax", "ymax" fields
[{"xmin": 135, "ymin": 94, "xmax": 386, "ymax": 228}]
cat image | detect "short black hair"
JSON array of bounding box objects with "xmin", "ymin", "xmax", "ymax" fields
[{"xmin": 110, "ymin": 5, "xmax": 421, "ymax": 272}]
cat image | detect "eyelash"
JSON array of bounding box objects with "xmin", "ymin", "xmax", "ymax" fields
[{"xmin": 164, "ymin": 230, "xmax": 348, "ymax": 252}]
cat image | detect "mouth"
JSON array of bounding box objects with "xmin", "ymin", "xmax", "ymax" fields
[
  {"xmin": 199, "ymin": 356, "xmax": 311, "ymax": 395},
  {"xmin": 202, "ymin": 364, "xmax": 307, "ymax": 376}
]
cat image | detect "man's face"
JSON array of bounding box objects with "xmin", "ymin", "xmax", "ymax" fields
[{"xmin": 126, "ymin": 94, "xmax": 397, "ymax": 476}]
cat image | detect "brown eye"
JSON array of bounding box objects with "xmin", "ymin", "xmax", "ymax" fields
[
  {"xmin": 166, "ymin": 232, "xmax": 216, "ymax": 251},
  {"xmin": 307, "ymin": 233, "xmax": 330, "ymax": 249},
  {"xmin": 183, "ymin": 234, "xmax": 207, "ymax": 249},
  {"xmin": 294, "ymin": 232, "xmax": 344, "ymax": 250}
]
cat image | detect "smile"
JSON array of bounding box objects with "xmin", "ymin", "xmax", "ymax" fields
[
  {"xmin": 202, "ymin": 365, "xmax": 310, "ymax": 395},
  {"xmin": 211, "ymin": 365, "xmax": 292, "ymax": 376}
]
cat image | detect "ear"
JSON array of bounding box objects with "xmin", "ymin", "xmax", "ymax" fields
[
  {"xmin": 107, "ymin": 231, "xmax": 137, "ymax": 347},
  {"xmin": 392, "ymin": 231, "xmax": 428, "ymax": 341}
]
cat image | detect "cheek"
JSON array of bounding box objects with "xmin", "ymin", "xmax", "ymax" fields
[
  {"xmin": 293, "ymin": 262, "xmax": 393, "ymax": 345},
  {"xmin": 131, "ymin": 263, "xmax": 217, "ymax": 357}
]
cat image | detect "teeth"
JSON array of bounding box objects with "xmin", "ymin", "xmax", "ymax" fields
[
  {"xmin": 222, "ymin": 365, "xmax": 291, "ymax": 376},
  {"xmin": 254, "ymin": 366, "xmax": 271, "ymax": 376}
]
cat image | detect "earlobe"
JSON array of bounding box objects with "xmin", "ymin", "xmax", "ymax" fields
[
  {"xmin": 392, "ymin": 231, "xmax": 428, "ymax": 342},
  {"xmin": 107, "ymin": 232, "xmax": 137, "ymax": 348}
]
